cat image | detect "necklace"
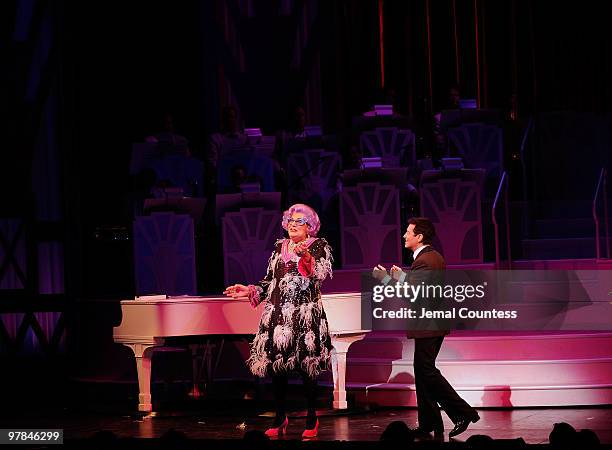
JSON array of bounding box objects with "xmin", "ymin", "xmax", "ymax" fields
[
  {"xmin": 282, "ymin": 237, "xmax": 313, "ymax": 263},
  {"xmin": 288, "ymin": 239, "xmax": 305, "ymax": 252},
  {"xmin": 290, "ymin": 235, "xmax": 313, "ymax": 252}
]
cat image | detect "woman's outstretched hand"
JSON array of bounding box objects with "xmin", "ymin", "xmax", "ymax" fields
[{"xmin": 223, "ymin": 284, "xmax": 249, "ymax": 300}]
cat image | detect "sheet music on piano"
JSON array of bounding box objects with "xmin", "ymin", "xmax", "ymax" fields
[{"xmin": 134, "ymin": 294, "xmax": 167, "ymax": 301}]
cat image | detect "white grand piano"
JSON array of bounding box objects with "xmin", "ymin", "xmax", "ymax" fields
[{"xmin": 113, "ymin": 293, "xmax": 369, "ymax": 412}]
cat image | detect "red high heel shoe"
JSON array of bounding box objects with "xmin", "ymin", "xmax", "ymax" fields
[
  {"xmin": 302, "ymin": 418, "xmax": 319, "ymax": 439},
  {"xmin": 265, "ymin": 417, "xmax": 288, "ymax": 438}
]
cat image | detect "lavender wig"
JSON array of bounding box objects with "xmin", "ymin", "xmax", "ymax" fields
[{"xmin": 281, "ymin": 203, "xmax": 321, "ymax": 237}]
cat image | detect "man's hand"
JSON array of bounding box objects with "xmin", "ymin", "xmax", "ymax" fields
[
  {"xmin": 390, "ymin": 265, "xmax": 404, "ymax": 282},
  {"xmin": 372, "ymin": 264, "xmax": 389, "ymax": 281}
]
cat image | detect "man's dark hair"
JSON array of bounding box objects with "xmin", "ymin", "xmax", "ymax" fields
[{"xmin": 408, "ymin": 217, "xmax": 436, "ymax": 245}]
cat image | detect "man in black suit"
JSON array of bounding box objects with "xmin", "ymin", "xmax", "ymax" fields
[{"xmin": 375, "ymin": 217, "xmax": 479, "ymax": 439}]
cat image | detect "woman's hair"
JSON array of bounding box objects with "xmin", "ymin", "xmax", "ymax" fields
[{"xmin": 281, "ymin": 203, "xmax": 321, "ymax": 237}]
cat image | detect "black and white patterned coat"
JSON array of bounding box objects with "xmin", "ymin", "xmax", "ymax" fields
[{"xmin": 246, "ymin": 237, "xmax": 333, "ymax": 379}]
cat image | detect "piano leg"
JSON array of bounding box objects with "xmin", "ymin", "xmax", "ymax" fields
[
  {"xmin": 330, "ymin": 333, "xmax": 366, "ymax": 409},
  {"xmin": 126, "ymin": 343, "xmax": 157, "ymax": 412}
]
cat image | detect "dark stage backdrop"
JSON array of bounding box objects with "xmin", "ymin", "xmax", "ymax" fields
[{"xmin": 55, "ymin": 0, "xmax": 612, "ymax": 227}]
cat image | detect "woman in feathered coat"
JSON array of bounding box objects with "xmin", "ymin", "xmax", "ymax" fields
[{"xmin": 224, "ymin": 203, "xmax": 333, "ymax": 438}]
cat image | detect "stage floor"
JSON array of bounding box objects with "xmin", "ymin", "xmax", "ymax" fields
[{"xmin": 3, "ymin": 407, "xmax": 612, "ymax": 444}]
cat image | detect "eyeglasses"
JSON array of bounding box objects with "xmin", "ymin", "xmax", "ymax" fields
[{"xmin": 287, "ymin": 218, "xmax": 309, "ymax": 226}]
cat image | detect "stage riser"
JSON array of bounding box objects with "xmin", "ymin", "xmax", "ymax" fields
[
  {"xmin": 354, "ymin": 387, "xmax": 612, "ymax": 408},
  {"xmin": 322, "ymin": 258, "xmax": 612, "ymax": 294},
  {"xmin": 347, "ymin": 333, "xmax": 612, "ymax": 360},
  {"xmin": 340, "ymin": 332, "xmax": 612, "ymax": 407},
  {"xmin": 345, "ymin": 359, "xmax": 612, "ymax": 385}
]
